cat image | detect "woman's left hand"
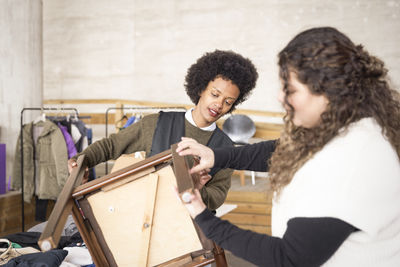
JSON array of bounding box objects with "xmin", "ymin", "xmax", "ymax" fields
[{"xmin": 175, "ymin": 187, "xmax": 207, "ymax": 219}]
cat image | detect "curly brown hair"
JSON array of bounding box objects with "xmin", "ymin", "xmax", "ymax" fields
[
  {"xmin": 184, "ymin": 50, "xmax": 258, "ymax": 112},
  {"xmin": 269, "ymin": 27, "xmax": 400, "ymax": 196}
]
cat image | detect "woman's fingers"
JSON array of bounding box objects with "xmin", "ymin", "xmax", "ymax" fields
[
  {"xmin": 67, "ymin": 159, "xmax": 77, "ymax": 174},
  {"xmin": 176, "ymin": 137, "xmax": 197, "ymax": 153}
]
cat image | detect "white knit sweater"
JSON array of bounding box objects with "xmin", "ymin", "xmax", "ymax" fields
[{"xmin": 272, "ymin": 118, "xmax": 400, "ymax": 266}]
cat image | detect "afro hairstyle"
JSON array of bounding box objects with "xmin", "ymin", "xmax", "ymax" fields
[{"xmin": 184, "ymin": 50, "xmax": 258, "ymax": 112}]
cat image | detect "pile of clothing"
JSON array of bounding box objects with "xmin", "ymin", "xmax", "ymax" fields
[{"xmin": 0, "ymin": 216, "xmax": 93, "ymax": 267}]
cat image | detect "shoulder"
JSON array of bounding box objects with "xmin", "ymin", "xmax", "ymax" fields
[
  {"xmin": 120, "ymin": 113, "xmax": 160, "ymax": 135},
  {"xmin": 213, "ymin": 126, "xmax": 234, "ymax": 147},
  {"xmin": 158, "ymin": 111, "xmax": 185, "ymax": 118},
  {"xmin": 303, "ymin": 118, "xmax": 399, "ymax": 184},
  {"xmin": 282, "ymin": 118, "xmax": 400, "ymax": 233},
  {"xmin": 137, "ymin": 113, "xmax": 160, "ymax": 128},
  {"xmin": 156, "ymin": 111, "xmax": 185, "ymax": 124},
  {"xmin": 318, "ymin": 118, "xmax": 397, "ymax": 166},
  {"xmin": 141, "ymin": 113, "xmax": 160, "ymax": 122}
]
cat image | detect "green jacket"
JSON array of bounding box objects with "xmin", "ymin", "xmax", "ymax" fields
[
  {"xmin": 74, "ymin": 113, "xmax": 233, "ymax": 210},
  {"xmin": 12, "ymin": 121, "xmax": 69, "ymax": 203}
]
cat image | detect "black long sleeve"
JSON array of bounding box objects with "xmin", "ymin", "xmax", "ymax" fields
[
  {"xmin": 213, "ymin": 140, "xmax": 276, "ymax": 172},
  {"xmin": 195, "ymin": 209, "xmax": 357, "ymax": 267}
]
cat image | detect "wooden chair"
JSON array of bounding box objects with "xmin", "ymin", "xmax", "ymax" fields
[{"xmin": 38, "ymin": 145, "xmax": 227, "ymax": 267}]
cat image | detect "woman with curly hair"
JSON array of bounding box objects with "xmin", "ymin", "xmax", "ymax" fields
[
  {"xmin": 176, "ymin": 27, "xmax": 400, "ymax": 266},
  {"xmin": 68, "ymin": 49, "xmax": 258, "ymax": 210}
]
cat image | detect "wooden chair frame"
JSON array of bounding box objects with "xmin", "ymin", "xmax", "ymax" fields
[{"xmin": 38, "ymin": 145, "xmax": 227, "ymax": 267}]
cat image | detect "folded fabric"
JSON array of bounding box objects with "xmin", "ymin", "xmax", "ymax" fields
[
  {"xmin": 3, "ymin": 249, "xmax": 68, "ymax": 267},
  {"xmin": 3, "ymin": 231, "xmax": 83, "ymax": 250},
  {"xmin": 63, "ymin": 246, "xmax": 93, "ymax": 266},
  {"xmin": 59, "ymin": 262, "xmax": 79, "ymax": 267},
  {"xmin": 28, "ymin": 215, "xmax": 79, "ymax": 237},
  {"xmin": 0, "ymin": 239, "xmax": 40, "ymax": 265}
]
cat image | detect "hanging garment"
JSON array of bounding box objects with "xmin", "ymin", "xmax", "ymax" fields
[
  {"xmin": 71, "ymin": 120, "xmax": 88, "ymax": 152},
  {"xmin": 12, "ymin": 120, "xmax": 69, "ymax": 203},
  {"xmin": 57, "ymin": 123, "xmax": 77, "ymax": 159},
  {"xmin": 69, "ymin": 124, "xmax": 81, "ymax": 148},
  {"xmin": 122, "ymin": 116, "xmax": 136, "ymax": 129},
  {"xmin": 3, "ymin": 249, "xmax": 67, "ymax": 266}
]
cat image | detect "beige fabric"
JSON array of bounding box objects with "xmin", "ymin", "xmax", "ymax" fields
[
  {"xmin": 0, "ymin": 239, "xmax": 40, "ymax": 264},
  {"xmin": 12, "ymin": 121, "xmax": 69, "ymax": 202}
]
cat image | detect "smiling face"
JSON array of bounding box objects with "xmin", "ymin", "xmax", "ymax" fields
[
  {"xmin": 192, "ymin": 76, "xmax": 240, "ymax": 128},
  {"xmin": 278, "ymin": 71, "xmax": 329, "ymax": 128}
]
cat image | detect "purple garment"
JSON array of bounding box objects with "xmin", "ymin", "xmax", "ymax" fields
[
  {"xmin": 58, "ymin": 123, "xmax": 77, "ymax": 159},
  {"xmin": 0, "ymin": 144, "xmax": 6, "ymax": 194}
]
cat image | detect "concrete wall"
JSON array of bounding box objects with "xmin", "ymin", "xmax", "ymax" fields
[
  {"xmin": 43, "ymin": 0, "xmax": 400, "ymax": 113},
  {"xmin": 0, "ymin": 0, "xmax": 42, "ymax": 184},
  {"xmin": 1, "ymin": 0, "xmax": 399, "ymax": 182}
]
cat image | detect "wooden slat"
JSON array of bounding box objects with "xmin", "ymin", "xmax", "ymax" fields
[
  {"xmin": 43, "ymin": 99, "xmax": 193, "ymax": 110},
  {"xmin": 43, "ymin": 98, "xmax": 284, "ymax": 118},
  {"xmin": 80, "ymin": 113, "xmax": 111, "ymax": 124},
  {"xmin": 71, "ymin": 201, "xmax": 110, "ymax": 267},
  {"xmin": 225, "ymin": 191, "xmax": 272, "ymax": 203},
  {"xmin": 38, "ymin": 155, "xmax": 86, "ymax": 251},
  {"xmin": 224, "ymin": 202, "xmax": 271, "ymax": 214},
  {"xmin": 43, "ymin": 99, "xmax": 283, "ymax": 139},
  {"xmin": 171, "ymin": 143, "xmax": 194, "ymax": 196},
  {"xmin": 140, "ymin": 173, "xmax": 159, "ymax": 266},
  {"xmin": 72, "ymin": 149, "xmax": 172, "ymax": 198}
]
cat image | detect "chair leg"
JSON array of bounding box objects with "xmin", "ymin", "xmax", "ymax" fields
[
  {"xmin": 213, "ymin": 242, "xmax": 228, "ymax": 267},
  {"xmin": 240, "ymin": 170, "xmax": 245, "ymax": 186}
]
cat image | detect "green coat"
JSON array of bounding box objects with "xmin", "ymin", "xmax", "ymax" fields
[{"xmin": 12, "ymin": 121, "xmax": 69, "ymax": 203}]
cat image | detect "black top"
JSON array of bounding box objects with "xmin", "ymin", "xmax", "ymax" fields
[
  {"xmin": 150, "ymin": 111, "xmax": 233, "ymax": 176},
  {"xmin": 197, "ymin": 141, "xmax": 358, "ymax": 266},
  {"xmin": 213, "ymin": 140, "xmax": 276, "ymax": 171}
]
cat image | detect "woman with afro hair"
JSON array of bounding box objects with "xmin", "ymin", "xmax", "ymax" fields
[
  {"xmin": 177, "ymin": 27, "xmax": 400, "ymax": 266},
  {"xmin": 69, "ymin": 49, "xmax": 259, "ymax": 210}
]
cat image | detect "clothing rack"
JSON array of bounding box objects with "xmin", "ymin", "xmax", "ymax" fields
[
  {"xmin": 104, "ymin": 106, "xmax": 186, "ymax": 174},
  {"xmin": 19, "ymin": 107, "xmax": 79, "ymax": 232}
]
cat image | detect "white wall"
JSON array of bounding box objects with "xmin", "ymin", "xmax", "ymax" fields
[
  {"xmin": 1, "ymin": 0, "xmax": 399, "ymax": 182},
  {"xmin": 0, "ymin": 0, "xmax": 42, "ymax": 184},
  {"xmin": 43, "ymin": 0, "xmax": 400, "ymax": 113}
]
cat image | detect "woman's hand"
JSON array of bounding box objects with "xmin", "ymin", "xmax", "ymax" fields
[
  {"xmin": 67, "ymin": 158, "xmax": 78, "ymax": 174},
  {"xmin": 175, "ymin": 187, "xmax": 207, "ymax": 219},
  {"xmin": 193, "ymin": 170, "xmax": 211, "ymax": 190},
  {"xmin": 191, "ymin": 157, "xmax": 212, "ymax": 190},
  {"xmin": 67, "ymin": 158, "xmax": 89, "ymax": 184},
  {"xmin": 176, "ymin": 137, "xmax": 215, "ymax": 174}
]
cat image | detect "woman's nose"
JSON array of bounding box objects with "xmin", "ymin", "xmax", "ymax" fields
[{"xmin": 215, "ymin": 98, "xmax": 224, "ymax": 108}]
